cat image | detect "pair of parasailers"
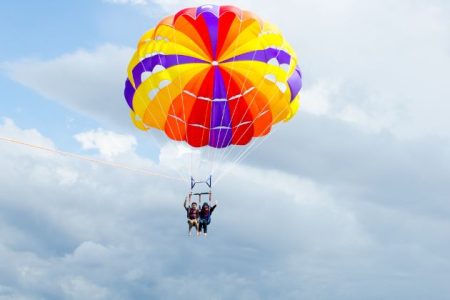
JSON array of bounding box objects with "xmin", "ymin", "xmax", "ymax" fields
[{"xmin": 184, "ymin": 192, "xmax": 217, "ymax": 236}]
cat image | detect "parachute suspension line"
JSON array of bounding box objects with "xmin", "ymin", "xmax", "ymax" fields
[
  {"xmin": 153, "ymin": 35, "xmax": 186, "ymax": 179},
  {"xmin": 154, "ymin": 31, "xmax": 183, "ymax": 147},
  {"xmin": 214, "ymin": 38, "xmax": 288, "ymax": 169},
  {"xmin": 216, "ymin": 72, "xmax": 290, "ymax": 177},
  {"xmin": 204, "ymin": 145, "xmax": 212, "ymax": 180},
  {"xmin": 188, "ymin": 147, "xmax": 193, "ymax": 183},
  {"xmin": 219, "ymin": 43, "xmax": 294, "ymax": 171},
  {"xmin": 214, "ymin": 40, "xmax": 292, "ymax": 181},
  {"xmin": 213, "ymin": 24, "xmax": 278, "ymax": 164},
  {"xmin": 172, "ymin": 22, "xmax": 193, "ymax": 181},
  {"xmin": 213, "ymin": 120, "xmax": 283, "ymax": 186},
  {"xmin": 133, "ymin": 86, "xmax": 187, "ymax": 181},
  {"xmin": 213, "ymin": 103, "xmax": 290, "ymax": 186},
  {"xmin": 213, "ymin": 107, "xmax": 285, "ymax": 184},
  {"xmin": 210, "ymin": 13, "xmax": 245, "ymax": 175},
  {"xmin": 213, "ymin": 22, "xmax": 264, "ymax": 167},
  {"xmin": 135, "ymin": 49, "xmax": 188, "ymax": 181},
  {"xmin": 0, "ymin": 136, "xmax": 186, "ymax": 182},
  {"xmin": 209, "ymin": 147, "xmax": 214, "ymax": 179},
  {"xmin": 153, "ymin": 27, "xmax": 191, "ymax": 177}
]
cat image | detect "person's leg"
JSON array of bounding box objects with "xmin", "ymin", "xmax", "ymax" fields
[
  {"xmin": 202, "ymin": 220, "xmax": 208, "ymax": 234},
  {"xmin": 204, "ymin": 219, "xmax": 211, "ymax": 235},
  {"xmin": 188, "ymin": 220, "xmax": 193, "ymax": 236},
  {"xmin": 194, "ymin": 220, "xmax": 200, "ymax": 236}
]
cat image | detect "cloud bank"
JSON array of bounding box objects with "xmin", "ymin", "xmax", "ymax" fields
[{"xmin": 1, "ymin": 115, "xmax": 450, "ymax": 299}]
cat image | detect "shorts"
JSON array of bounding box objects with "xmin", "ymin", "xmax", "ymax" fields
[{"xmin": 187, "ymin": 219, "xmax": 199, "ymax": 226}]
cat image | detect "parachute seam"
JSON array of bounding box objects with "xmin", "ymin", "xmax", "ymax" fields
[{"xmin": 210, "ymin": 10, "xmax": 245, "ymax": 174}]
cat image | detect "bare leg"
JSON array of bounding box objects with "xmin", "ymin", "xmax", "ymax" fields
[
  {"xmin": 195, "ymin": 221, "xmax": 200, "ymax": 236},
  {"xmin": 188, "ymin": 220, "xmax": 193, "ymax": 236}
]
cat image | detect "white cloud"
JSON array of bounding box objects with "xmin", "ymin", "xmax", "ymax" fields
[
  {"xmin": 60, "ymin": 276, "xmax": 109, "ymax": 300},
  {"xmin": 300, "ymin": 81, "xmax": 395, "ymax": 133},
  {"xmin": 300, "ymin": 81, "xmax": 335, "ymax": 117},
  {"xmin": 74, "ymin": 128, "xmax": 137, "ymax": 159},
  {"xmin": 1, "ymin": 118, "xmax": 450, "ymax": 299},
  {"xmin": 2, "ymin": 44, "xmax": 134, "ymax": 129},
  {"xmin": 259, "ymin": 0, "xmax": 450, "ymax": 138},
  {"xmin": 55, "ymin": 168, "xmax": 79, "ymax": 186},
  {"xmin": 0, "ymin": 118, "xmax": 55, "ymax": 149}
]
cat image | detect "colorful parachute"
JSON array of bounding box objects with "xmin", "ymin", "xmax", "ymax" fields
[{"xmin": 124, "ymin": 4, "xmax": 302, "ymax": 149}]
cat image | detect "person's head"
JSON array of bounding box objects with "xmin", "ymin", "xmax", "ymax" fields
[
  {"xmin": 191, "ymin": 202, "xmax": 197, "ymax": 209},
  {"xmin": 202, "ymin": 202, "xmax": 210, "ymax": 210}
]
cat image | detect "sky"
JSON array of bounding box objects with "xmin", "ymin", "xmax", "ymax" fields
[{"xmin": 1, "ymin": 0, "xmax": 450, "ymax": 299}]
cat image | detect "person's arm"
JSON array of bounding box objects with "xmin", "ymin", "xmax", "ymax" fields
[
  {"xmin": 184, "ymin": 193, "xmax": 191, "ymax": 210},
  {"xmin": 208, "ymin": 192, "xmax": 217, "ymax": 213}
]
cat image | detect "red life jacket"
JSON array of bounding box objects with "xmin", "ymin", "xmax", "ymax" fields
[{"xmin": 188, "ymin": 207, "xmax": 198, "ymax": 219}]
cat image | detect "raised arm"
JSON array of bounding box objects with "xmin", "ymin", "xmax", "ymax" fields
[
  {"xmin": 210, "ymin": 192, "xmax": 218, "ymax": 212},
  {"xmin": 209, "ymin": 192, "xmax": 218, "ymax": 205},
  {"xmin": 184, "ymin": 193, "xmax": 192, "ymax": 210}
]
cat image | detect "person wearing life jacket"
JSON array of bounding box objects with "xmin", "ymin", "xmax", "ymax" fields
[
  {"xmin": 198, "ymin": 192, "xmax": 217, "ymax": 236},
  {"xmin": 184, "ymin": 193, "xmax": 200, "ymax": 236}
]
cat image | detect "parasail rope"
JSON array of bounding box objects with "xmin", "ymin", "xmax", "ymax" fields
[{"xmin": 0, "ymin": 136, "xmax": 186, "ymax": 182}]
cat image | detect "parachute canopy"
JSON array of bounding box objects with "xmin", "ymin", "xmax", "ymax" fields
[{"xmin": 124, "ymin": 4, "xmax": 302, "ymax": 149}]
